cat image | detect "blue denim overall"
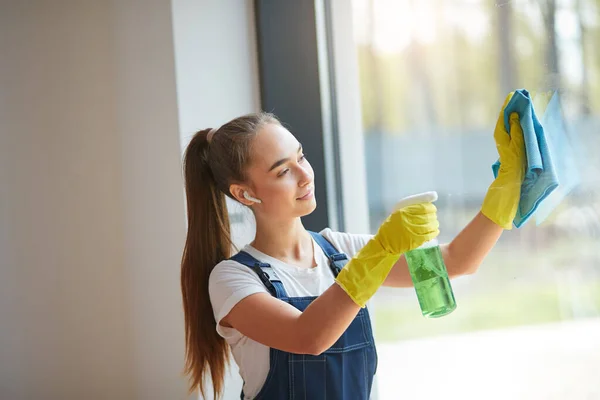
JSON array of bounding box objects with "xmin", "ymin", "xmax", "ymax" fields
[{"xmin": 229, "ymin": 231, "xmax": 378, "ymax": 400}]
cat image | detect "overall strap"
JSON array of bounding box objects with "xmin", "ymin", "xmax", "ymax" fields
[
  {"xmin": 229, "ymin": 251, "xmax": 288, "ymax": 298},
  {"xmin": 308, "ymin": 231, "xmax": 349, "ymax": 278}
]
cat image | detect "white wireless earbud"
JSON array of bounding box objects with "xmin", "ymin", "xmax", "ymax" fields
[{"xmin": 243, "ymin": 191, "xmax": 262, "ymax": 204}]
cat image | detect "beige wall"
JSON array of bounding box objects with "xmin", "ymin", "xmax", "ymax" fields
[{"xmin": 0, "ymin": 0, "xmax": 189, "ymax": 398}]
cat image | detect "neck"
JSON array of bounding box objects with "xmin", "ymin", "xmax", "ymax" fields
[{"xmin": 251, "ymin": 216, "xmax": 313, "ymax": 264}]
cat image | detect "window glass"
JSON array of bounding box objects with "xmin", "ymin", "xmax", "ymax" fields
[{"xmin": 351, "ymin": 0, "xmax": 600, "ymax": 398}]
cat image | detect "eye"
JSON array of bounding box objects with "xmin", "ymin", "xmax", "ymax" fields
[
  {"xmin": 278, "ymin": 169, "xmax": 289, "ymax": 177},
  {"xmin": 299, "ymin": 154, "xmax": 307, "ymax": 162}
]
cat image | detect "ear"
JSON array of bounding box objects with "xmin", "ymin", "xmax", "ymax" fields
[{"xmin": 230, "ymin": 183, "xmax": 255, "ymax": 206}]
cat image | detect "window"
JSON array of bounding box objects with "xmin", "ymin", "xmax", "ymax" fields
[{"xmin": 351, "ymin": 0, "xmax": 600, "ymax": 398}]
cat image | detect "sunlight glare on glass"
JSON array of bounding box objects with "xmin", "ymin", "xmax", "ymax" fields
[{"xmin": 352, "ymin": 0, "xmax": 496, "ymax": 55}]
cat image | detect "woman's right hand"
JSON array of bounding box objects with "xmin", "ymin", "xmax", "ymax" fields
[
  {"xmin": 374, "ymin": 201, "xmax": 440, "ymax": 255},
  {"xmin": 335, "ymin": 200, "xmax": 439, "ymax": 307}
]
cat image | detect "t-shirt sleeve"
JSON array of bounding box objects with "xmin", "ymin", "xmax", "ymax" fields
[
  {"xmin": 319, "ymin": 228, "xmax": 374, "ymax": 259},
  {"xmin": 208, "ymin": 260, "xmax": 269, "ymax": 334}
]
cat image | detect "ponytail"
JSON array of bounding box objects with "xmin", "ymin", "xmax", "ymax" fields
[
  {"xmin": 180, "ymin": 113, "xmax": 280, "ymax": 397},
  {"xmin": 181, "ymin": 129, "xmax": 232, "ymax": 398}
]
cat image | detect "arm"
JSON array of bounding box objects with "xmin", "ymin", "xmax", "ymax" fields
[
  {"xmin": 222, "ymin": 283, "xmax": 360, "ymax": 356},
  {"xmin": 445, "ymin": 212, "xmax": 503, "ymax": 276},
  {"xmin": 383, "ymin": 212, "xmax": 503, "ymax": 287},
  {"xmin": 222, "ymin": 202, "xmax": 439, "ymax": 355},
  {"xmin": 384, "ymin": 96, "xmax": 526, "ymax": 287}
]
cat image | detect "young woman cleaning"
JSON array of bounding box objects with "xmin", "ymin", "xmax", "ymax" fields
[{"xmin": 181, "ymin": 97, "xmax": 525, "ymax": 399}]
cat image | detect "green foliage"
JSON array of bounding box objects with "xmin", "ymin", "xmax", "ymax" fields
[{"xmin": 356, "ymin": 0, "xmax": 600, "ymax": 135}]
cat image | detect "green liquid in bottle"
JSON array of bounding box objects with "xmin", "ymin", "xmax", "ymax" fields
[{"xmin": 405, "ymin": 245, "xmax": 456, "ymax": 318}]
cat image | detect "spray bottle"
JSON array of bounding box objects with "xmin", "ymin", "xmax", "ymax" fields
[{"xmin": 395, "ymin": 191, "xmax": 456, "ymax": 318}]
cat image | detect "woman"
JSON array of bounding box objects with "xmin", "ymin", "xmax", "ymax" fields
[{"xmin": 181, "ymin": 100, "xmax": 525, "ymax": 399}]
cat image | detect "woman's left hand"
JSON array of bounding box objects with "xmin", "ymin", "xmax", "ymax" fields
[{"xmin": 481, "ymin": 93, "xmax": 527, "ymax": 230}]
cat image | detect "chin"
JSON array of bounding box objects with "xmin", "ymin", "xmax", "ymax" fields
[{"xmin": 298, "ymin": 198, "xmax": 317, "ymax": 217}]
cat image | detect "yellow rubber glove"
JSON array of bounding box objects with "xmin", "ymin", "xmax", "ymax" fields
[
  {"xmin": 335, "ymin": 200, "xmax": 440, "ymax": 307},
  {"xmin": 481, "ymin": 93, "xmax": 527, "ymax": 229}
]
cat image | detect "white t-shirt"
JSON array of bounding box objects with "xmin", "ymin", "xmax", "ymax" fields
[{"xmin": 208, "ymin": 228, "xmax": 373, "ymax": 399}]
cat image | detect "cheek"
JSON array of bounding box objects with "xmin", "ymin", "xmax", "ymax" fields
[{"xmin": 261, "ymin": 179, "xmax": 296, "ymax": 199}]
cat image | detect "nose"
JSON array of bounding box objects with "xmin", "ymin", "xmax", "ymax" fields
[{"xmin": 298, "ymin": 164, "xmax": 313, "ymax": 187}]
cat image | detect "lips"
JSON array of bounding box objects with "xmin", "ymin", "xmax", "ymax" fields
[{"xmin": 297, "ymin": 187, "xmax": 314, "ymax": 200}]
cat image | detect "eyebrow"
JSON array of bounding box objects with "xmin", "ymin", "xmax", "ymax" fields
[{"xmin": 268, "ymin": 143, "xmax": 303, "ymax": 172}]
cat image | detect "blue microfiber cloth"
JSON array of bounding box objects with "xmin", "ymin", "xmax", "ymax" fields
[{"xmin": 492, "ymin": 89, "xmax": 559, "ymax": 228}]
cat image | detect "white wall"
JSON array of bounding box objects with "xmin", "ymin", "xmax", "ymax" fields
[
  {"xmin": 171, "ymin": 0, "xmax": 262, "ymax": 398},
  {"xmin": 172, "ymin": 0, "xmax": 261, "ymax": 254},
  {"xmin": 0, "ymin": 1, "xmax": 190, "ymax": 399}
]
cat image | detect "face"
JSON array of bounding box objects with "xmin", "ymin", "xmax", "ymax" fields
[{"xmin": 236, "ymin": 123, "xmax": 316, "ymax": 219}]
